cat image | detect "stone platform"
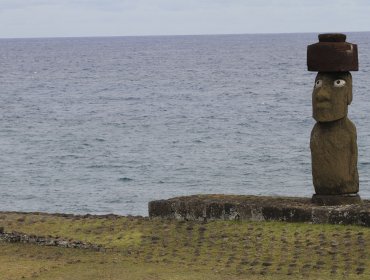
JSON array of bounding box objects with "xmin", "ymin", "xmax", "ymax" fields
[{"xmin": 148, "ymin": 194, "xmax": 370, "ymax": 227}]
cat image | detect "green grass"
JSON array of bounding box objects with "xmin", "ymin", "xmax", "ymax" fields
[{"xmin": 1, "ymin": 212, "xmax": 370, "ymax": 279}]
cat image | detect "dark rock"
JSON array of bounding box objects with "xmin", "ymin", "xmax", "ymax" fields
[
  {"xmin": 307, "ymin": 33, "xmax": 358, "ymax": 72},
  {"xmin": 185, "ymin": 225, "xmax": 193, "ymax": 231},
  {"xmin": 198, "ymin": 226, "xmax": 207, "ymax": 232},
  {"xmin": 262, "ymin": 261, "xmax": 273, "ymax": 267},
  {"xmin": 319, "ymin": 33, "xmax": 346, "ymax": 42},
  {"xmin": 148, "ymin": 200, "xmax": 174, "ymax": 219},
  {"xmin": 151, "ymin": 235, "xmax": 160, "ymax": 241},
  {"xmin": 148, "ymin": 194, "xmax": 370, "ymax": 227},
  {"xmin": 356, "ymin": 267, "xmax": 365, "ymax": 274},
  {"xmin": 312, "ymin": 194, "xmax": 361, "ymax": 206},
  {"xmin": 0, "ymin": 230, "xmax": 103, "ymax": 251}
]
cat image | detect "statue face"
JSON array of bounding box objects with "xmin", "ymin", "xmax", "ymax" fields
[{"xmin": 312, "ymin": 72, "xmax": 352, "ymax": 122}]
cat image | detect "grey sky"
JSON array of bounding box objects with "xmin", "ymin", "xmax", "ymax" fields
[{"xmin": 0, "ymin": 0, "xmax": 369, "ymax": 38}]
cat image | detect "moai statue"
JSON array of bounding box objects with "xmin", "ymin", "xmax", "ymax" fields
[{"xmin": 307, "ymin": 33, "xmax": 361, "ymax": 205}]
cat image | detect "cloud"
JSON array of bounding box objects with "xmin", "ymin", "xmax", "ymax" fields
[
  {"xmin": 0, "ymin": 0, "xmax": 369, "ymax": 38},
  {"xmin": 0, "ymin": 0, "xmax": 128, "ymax": 12}
]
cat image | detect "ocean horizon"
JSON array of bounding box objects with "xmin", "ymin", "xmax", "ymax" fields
[{"xmin": 1, "ymin": 32, "xmax": 370, "ymax": 216}]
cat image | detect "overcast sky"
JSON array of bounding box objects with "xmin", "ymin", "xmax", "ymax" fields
[{"xmin": 0, "ymin": 0, "xmax": 369, "ymax": 38}]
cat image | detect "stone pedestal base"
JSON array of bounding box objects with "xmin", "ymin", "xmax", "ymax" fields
[
  {"xmin": 312, "ymin": 194, "xmax": 362, "ymax": 206},
  {"xmin": 149, "ymin": 195, "xmax": 370, "ymax": 226}
]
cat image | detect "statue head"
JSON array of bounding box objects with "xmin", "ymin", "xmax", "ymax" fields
[
  {"xmin": 312, "ymin": 72, "xmax": 352, "ymax": 122},
  {"xmin": 307, "ymin": 33, "xmax": 358, "ymax": 122}
]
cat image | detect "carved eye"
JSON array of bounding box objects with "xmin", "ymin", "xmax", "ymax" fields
[
  {"xmin": 334, "ymin": 79, "xmax": 346, "ymax": 87},
  {"xmin": 315, "ymin": 80, "xmax": 322, "ymax": 88}
]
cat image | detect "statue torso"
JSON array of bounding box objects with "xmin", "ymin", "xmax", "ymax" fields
[{"xmin": 310, "ymin": 117, "xmax": 359, "ymax": 194}]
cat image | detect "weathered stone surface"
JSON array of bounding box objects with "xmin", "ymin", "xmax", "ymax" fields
[
  {"xmin": 148, "ymin": 195, "xmax": 370, "ymax": 227},
  {"xmin": 307, "ymin": 33, "xmax": 358, "ymax": 72},
  {"xmin": 310, "ymin": 117, "xmax": 359, "ymax": 195},
  {"xmin": 312, "ymin": 194, "xmax": 361, "ymax": 206},
  {"xmin": 0, "ymin": 231, "xmax": 104, "ymax": 251},
  {"xmin": 318, "ymin": 33, "xmax": 346, "ymax": 42}
]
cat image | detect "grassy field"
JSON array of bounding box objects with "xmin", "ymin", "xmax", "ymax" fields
[{"xmin": 1, "ymin": 212, "xmax": 369, "ymax": 280}]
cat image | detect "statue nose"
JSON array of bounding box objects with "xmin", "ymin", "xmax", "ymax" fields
[{"xmin": 316, "ymin": 89, "xmax": 331, "ymax": 102}]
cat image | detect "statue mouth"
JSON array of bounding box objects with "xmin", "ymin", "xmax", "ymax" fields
[{"xmin": 315, "ymin": 101, "xmax": 331, "ymax": 109}]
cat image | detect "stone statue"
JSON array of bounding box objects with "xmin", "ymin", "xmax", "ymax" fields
[{"xmin": 307, "ymin": 33, "xmax": 361, "ymax": 205}]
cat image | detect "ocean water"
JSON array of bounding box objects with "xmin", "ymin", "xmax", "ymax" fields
[{"xmin": 1, "ymin": 33, "xmax": 370, "ymax": 216}]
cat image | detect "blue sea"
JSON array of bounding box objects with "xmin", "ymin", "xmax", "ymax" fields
[{"xmin": 1, "ymin": 33, "xmax": 370, "ymax": 216}]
